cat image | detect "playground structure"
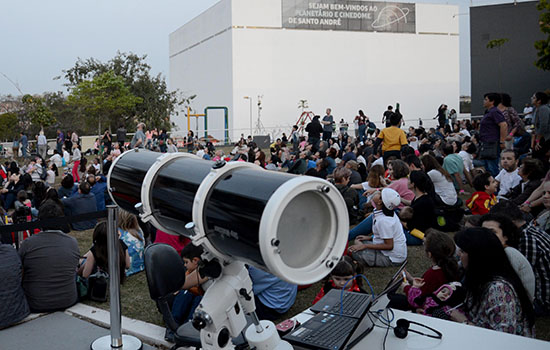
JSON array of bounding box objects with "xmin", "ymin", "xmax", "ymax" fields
[
  {"xmin": 186, "ymin": 106, "xmax": 229, "ymax": 143},
  {"xmin": 295, "ymin": 111, "xmax": 315, "ymax": 135}
]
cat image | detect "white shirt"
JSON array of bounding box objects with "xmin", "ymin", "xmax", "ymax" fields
[
  {"xmin": 458, "ymin": 150, "xmax": 474, "ymax": 171},
  {"xmin": 93, "ymin": 163, "xmax": 100, "ymax": 173},
  {"xmin": 37, "ymin": 134, "xmax": 47, "ymax": 145},
  {"xmin": 372, "ymin": 211, "xmax": 407, "ymax": 263},
  {"xmin": 495, "ymin": 168, "xmax": 522, "ymax": 196},
  {"xmin": 63, "ymin": 150, "xmax": 71, "ymax": 164},
  {"xmin": 459, "ymin": 128, "xmax": 471, "ymax": 138},
  {"xmin": 196, "ymin": 149, "xmax": 205, "ymax": 159},
  {"xmin": 356, "ymin": 155, "xmax": 366, "ymax": 166},
  {"xmin": 46, "ymin": 169, "xmax": 56, "ymax": 185},
  {"xmin": 49, "ymin": 154, "xmax": 63, "ymax": 168},
  {"xmin": 72, "ymin": 148, "xmax": 81, "ymax": 162},
  {"xmin": 428, "ymin": 169, "xmax": 457, "ymax": 206},
  {"xmin": 523, "ymin": 106, "xmax": 534, "ymax": 120}
]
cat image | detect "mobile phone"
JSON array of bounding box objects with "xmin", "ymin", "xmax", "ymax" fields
[{"xmin": 276, "ymin": 319, "xmax": 300, "ymax": 336}]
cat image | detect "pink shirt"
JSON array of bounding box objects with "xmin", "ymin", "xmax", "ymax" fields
[{"xmin": 389, "ymin": 177, "xmax": 415, "ymax": 209}]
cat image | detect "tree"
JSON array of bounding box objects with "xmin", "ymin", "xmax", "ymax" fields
[
  {"xmin": 66, "ymin": 71, "xmax": 142, "ymax": 139},
  {"xmin": 486, "ymin": 38, "xmax": 509, "ymax": 91},
  {"xmin": 535, "ymin": 0, "xmax": 550, "ymax": 70},
  {"xmin": 59, "ymin": 52, "xmax": 182, "ymax": 130},
  {"xmin": 21, "ymin": 94, "xmax": 56, "ymax": 129},
  {"xmin": 0, "ymin": 112, "xmax": 18, "ymax": 141}
]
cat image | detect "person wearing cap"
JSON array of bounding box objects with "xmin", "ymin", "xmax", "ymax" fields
[{"xmin": 348, "ymin": 188, "xmax": 407, "ymax": 267}]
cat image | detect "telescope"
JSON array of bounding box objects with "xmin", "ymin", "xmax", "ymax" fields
[{"xmin": 107, "ymin": 149, "xmax": 349, "ymax": 349}]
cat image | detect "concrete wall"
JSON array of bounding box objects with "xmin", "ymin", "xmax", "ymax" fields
[
  {"xmin": 470, "ymin": 1, "xmax": 550, "ymax": 116},
  {"xmin": 170, "ymin": 0, "xmax": 460, "ymax": 140}
]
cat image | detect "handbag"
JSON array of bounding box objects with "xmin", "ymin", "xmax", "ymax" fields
[{"xmin": 479, "ymin": 142, "xmax": 499, "ymax": 160}]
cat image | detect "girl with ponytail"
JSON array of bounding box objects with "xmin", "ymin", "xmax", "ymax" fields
[{"xmin": 390, "ymin": 229, "xmax": 460, "ymax": 311}]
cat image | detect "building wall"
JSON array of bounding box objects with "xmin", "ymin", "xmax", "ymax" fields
[
  {"xmin": 170, "ymin": 0, "xmax": 460, "ymax": 140},
  {"xmin": 470, "ymin": 1, "xmax": 550, "ymax": 116}
]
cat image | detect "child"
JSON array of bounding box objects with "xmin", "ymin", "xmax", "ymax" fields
[
  {"xmin": 348, "ymin": 188, "xmax": 407, "ymax": 267},
  {"xmin": 313, "ymin": 256, "xmax": 364, "ymax": 304},
  {"xmin": 172, "ymin": 244, "xmax": 208, "ymax": 325},
  {"xmin": 465, "ymin": 172, "xmax": 497, "ymax": 215},
  {"xmin": 495, "ymin": 149, "xmax": 521, "ymax": 198},
  {"xmin": 45, "ymin": 163, "xmax": 56, "ymax": 186},
  {"xmin": 401, "ymin": 230, "xmax": 460, "ymax": 311}
]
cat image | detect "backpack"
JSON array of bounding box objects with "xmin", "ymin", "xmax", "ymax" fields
[{"xmin": 88, "ymin": 270, "xmax": 109, "ymax": 302}]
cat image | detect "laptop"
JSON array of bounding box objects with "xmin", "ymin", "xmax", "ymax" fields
[
  {"xmin": 310, "ymin": 260, "xmax": 408, "ymax": 318},
  {"xmin": 284, "ymin": 261, "xmax": 407, "ymax": 350}
]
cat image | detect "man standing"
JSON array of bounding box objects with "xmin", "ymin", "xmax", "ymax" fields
[
  {"xmin": 321, "ymin": 108, "xmax": 334, "ymax": 141},
  {"xmin": 20, "ymin": 132, "xmax": 28, "ymax": 158},
  {"xmin": 290, "ymin": 125, "xmax": 300, "ymax": 153},
  {"xmin": 479, "ymin": 93, "xmax": 507, "ymax": 177},
  {"xmin": 37, "ymin": 131, "xmax": 47, "ymax": 159},
  {"xmin": 382, "ymin": 106, "xmax": 393, "ymax": 128},
  {"xmin": 56, "ymin": 129, "xmax": 64, "ymax": 154},
  {"xmin": 305, "ymin": 116, "xmax": 323, "ymax": 152},
  {"xmin": 532, "ymin": 92, "xmax": 550, "ymax": 168},
  {"xmin": 116, "ymin": 124, "xmax": 127, "ymax": 147},
  {"xmin": 19, "ymin": 202, "xmax": 80, "ymax": 312},
  {"xmin": 130, "ymin": 122, "xmax": 146, "ymax": 149}
]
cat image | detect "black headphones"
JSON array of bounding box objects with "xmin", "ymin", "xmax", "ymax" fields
[{"xmin": 393, "ymin": 319, "xmax": 443, "ymax": 339}]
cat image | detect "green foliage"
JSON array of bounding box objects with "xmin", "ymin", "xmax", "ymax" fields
[
  {"xmin": 535, "ymin": 0, "xmax": 550, "ymax": 70},
  {"xmin": 60, "ymin": 52, "xmax": 182, "ymax": 130},
  {"xmin": 486, "ymin": 38, "xmax": 509, "ymax": 49},
  {"xmin": 0, "ymin": 112, "xmax": 19, "ymax": 141},
  {"xmin": 67, "ymin": 71, "xmax": 142, "ymax": 132},
  {"xmin": 21, "ymin": 94, "xmax": 56, "ymax": 128}
]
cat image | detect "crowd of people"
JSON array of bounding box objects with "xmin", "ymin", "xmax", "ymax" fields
[{"xmin": 1, "ymin": 91, "xmax": 550, "ymax": 340}]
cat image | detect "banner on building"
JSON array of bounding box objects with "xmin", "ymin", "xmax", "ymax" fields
[{"xmin": 282, "ymin": 0, "xmax": 416, "ymax": 33}]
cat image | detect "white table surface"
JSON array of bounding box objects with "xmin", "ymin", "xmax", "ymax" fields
[{"xmin": 291, "ymin": 307, "xmax": 549, "ymax": 350}]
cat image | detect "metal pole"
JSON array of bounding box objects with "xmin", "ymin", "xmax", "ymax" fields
[
  {"xmin": 107, "ymin": 205, "xmax": 122, "ymax": 347},
  {"xmin": 91, "ymin": 205, "xmax": 142, "ymax": 350}
]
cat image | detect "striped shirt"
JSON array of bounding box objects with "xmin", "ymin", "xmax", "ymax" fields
[{"xmin": 519, "ymin": 224, "xmax": 550, "ymax": 311}]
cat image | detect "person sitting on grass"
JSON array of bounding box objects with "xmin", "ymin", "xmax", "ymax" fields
[
  {"xmin": 118, "ymin": 210, "xmax": 145, "ymax": 276},
  {"xmin": 466, "ymin": 172, "xmax": 497, "ymax": 215},
  {"xmin": 495, "ymin": 149, "xmax": 521, "ymax": 199},
  {"xmin": 504, "ymin": 157, "xmax": 545, "ymax": 206},
  {"xmin": 313, "ymin": 256, "xmax": 365, "ymax": 305},
  {"xmin": 348, "ymin": 188, "xmax": 407, "ymax": 267},
  {"xmin": 389, "ymin": 229, "xmax": 459, "ymax": 312}
]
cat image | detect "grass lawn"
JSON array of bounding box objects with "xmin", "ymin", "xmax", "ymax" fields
[{"xmin": 69, "ymin": 229, "xmax": 550, "ymax": 341}]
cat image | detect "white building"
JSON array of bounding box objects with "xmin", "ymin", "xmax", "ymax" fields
[{"xmin": 169, "ymin": 0, "xmax": 459, "ymax": 141}]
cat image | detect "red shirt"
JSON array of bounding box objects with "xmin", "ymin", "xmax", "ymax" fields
[
  {"xmin": 466, "ymin": 191, "xmax": 497, "ymax": 215},
  {"xmin": 403, "ymin": 267, "xmax": 447, "ymax": 301}
]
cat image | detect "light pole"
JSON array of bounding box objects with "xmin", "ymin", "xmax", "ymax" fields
[{"xmin": 244, "ymin": 96, "xmax": 252, "ymax": 136}]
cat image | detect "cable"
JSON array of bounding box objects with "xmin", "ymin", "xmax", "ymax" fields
[
  {"xmin": 339, "ymin": 274, "xmax": 375, "ymax": 315},
  {"xmin": 382, "ymin": 309, "xmax": 391, "ymax": 350}
]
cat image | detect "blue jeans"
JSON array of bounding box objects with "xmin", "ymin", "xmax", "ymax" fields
[
  {"xmin": 358, "ymin": 125, "xmax": 366, "ymax": 142},
  {"xmin": 483, "ymin": 157, "xmax": 500, "ymax": 177},
  {"xmin": 349, "ymin": 213, "xmax": 373, "ymax": 240},
  {"xmin": 404, "ymin": 230, "xmax": 423, "ymax": 246},
  {"xmin": 172, "ymin": 291, "xmax": 202, "ymax": 325}
]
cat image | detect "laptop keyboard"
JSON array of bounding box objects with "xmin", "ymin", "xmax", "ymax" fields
[
  {"xmin": 327, "ymin": 292, "xmax": 369, "ymax": 316},
  {"xmin": 287, "ymin": 314, "xmax": 357, "ymax": 349}
]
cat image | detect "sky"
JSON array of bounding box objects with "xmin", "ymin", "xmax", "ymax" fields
[{"xmin": 0, "ymin": 0, "xmax": 521, "ymax": 97}]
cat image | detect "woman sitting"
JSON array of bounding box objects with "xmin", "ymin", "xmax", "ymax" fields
[
  {"xmin": 348, "ymin": 188, "xmax": 407, "ymax": 267},
  {"xmin": 421, "ymin": 154, "xmax": 458, "ymax": 207},
  {"xmin": 450, "ymin": 227, "xmax": 535, "ymax": 337},
  {"xmin": 504, "ymin": 158, "xmax": 545, "ymax": 206},
  {"xmin": 79, "ymin": 221, "xmax": 130, "ymax": 281},
  {"xmin": 118, "ymin": 210, "xmax": 145, "ymax": 276},
  {"xmin": 399, "ymin": 171, "xmax": 437, "ymax": 245}
]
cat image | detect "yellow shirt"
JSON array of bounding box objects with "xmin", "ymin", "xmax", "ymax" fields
[{"xmin": 378, "ymin": 126, "xmax": 408, "ymax": 152}]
